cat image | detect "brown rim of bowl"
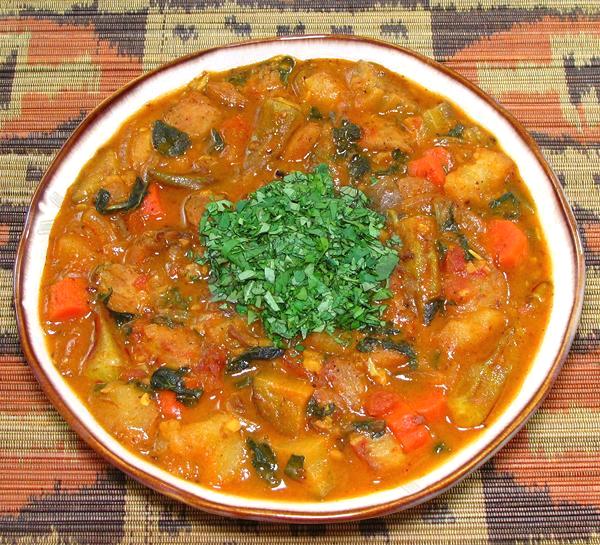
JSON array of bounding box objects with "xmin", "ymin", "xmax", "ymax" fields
[{"xmin": 14, "ymin": 34, "xmax": 585, "ymax": 523}]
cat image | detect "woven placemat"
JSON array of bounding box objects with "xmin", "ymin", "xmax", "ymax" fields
[{"xmin": 1, "ymin": 2, "xmax": 599, "ymax": 543}]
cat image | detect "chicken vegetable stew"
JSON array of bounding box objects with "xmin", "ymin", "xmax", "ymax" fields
[{"xmin": 41, "ymin": 57, "xmax": 552, "ymax": 501}]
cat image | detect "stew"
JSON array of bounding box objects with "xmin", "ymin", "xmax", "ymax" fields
[{"xmin": 41, "ymin": 57, "xmax": 552, "ymax": 501}]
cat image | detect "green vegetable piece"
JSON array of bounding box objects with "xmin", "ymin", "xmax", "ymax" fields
[
  {"xmin": 200, "ymin": 166, "xmax": 398, "ymax": 341},
  {"xmin": 489, "ymin": 192, "xmax": 521, "ymax": 219},
  {"xmin": 306, "ymin": 397, "xmax": 336, "ymax": 419},
  {"xmin": 246, "ymin": 438, "xmax": 281, "ymax": 487},
  {"xmin": 84, "ymin": 308, "xmax": 127, "ymax": 382},
  {"xmin": 148, "ymin": 168, "xmax": 206, "ymax": 190},
  {"xmin": 152, "ymin": 120, "xmax": 191, "ymax": 157},
  {"xmin": 457, "ymin": 233, "xmax": 475, "ymax": 262},
  {"xmin": 228, "ymin": 70, "xmax": 249, "ymax": 86},
  {"xmin": 348, "ymin": 154, "xmax": 370, "ymax": 181},
  {"xmin": 277, "ymin": 56, "xmax": 295, "ymax": 84},
  {"xmin": 356, "ymin": 336, "xmax": 417, "ymax": 367},
  {"xmin": 423, "ymin": 298, "xmax": 445, "ymax": 326},
  {"xmin": 108, "ymin": 309, "xmax": 135, "ymax": 327},
  {"xmin": 332, "ymin": 119, "xmax": 362, "ymax": 158},
  {"xmin": 210, "ymin": 128, "xmax": 225, "ymax": 153},
  {"xmin": 447, "ymin": 123, "xmax": 465, "ymax": 138},
  {"xmin": 94, "ymin": 176, "xmax": 148, "ymax": 215},
  {"xmin": 284, "ymin": 454, "xmax": 305, "ymax": 481},
  {"xmin": 308, "ymin": 106, "xmax": 323, "ymax": 120},
  {"xmin": 351, "ymin": 419, "xmax": 387, "ymax": 439},
  {"xmin": 150, "ymin": 367, "xmax": 203, "ymax": 407},
  {"xmin": 225, "ymin": 346, "xmax": 285, "ymax": 375}
]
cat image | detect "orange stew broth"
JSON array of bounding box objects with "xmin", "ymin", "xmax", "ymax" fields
[{"xmin": 41, "ymin": 57, "xmax": 552, "ymax": 501}]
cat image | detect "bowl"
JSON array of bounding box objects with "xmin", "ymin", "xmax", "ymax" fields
[{"xmin": 14, "ymin": 35, "xmax": 584, "ymax": 522}]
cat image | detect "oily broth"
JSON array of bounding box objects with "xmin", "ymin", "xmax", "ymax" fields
[{"xmin": 40, "ymin": 57, "xmax": 552, "ymax": 502}]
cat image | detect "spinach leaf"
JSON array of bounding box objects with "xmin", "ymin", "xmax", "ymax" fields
[
  {"xmin": 308, "ymin": 106, "xmax": 323, "ymax": 120},
  {"xmin": 277, "ymin": 56, "xmax": 295, "ymax": 84},
  {"xmin": 356, "ymin": 336, "xmax": 416, "ymax": 363},
  {"xmin": 228, "ymin": 70, "xmax": 249, "ymax": 87},
  {"xmin": 95, "ymin": 176, "xmax": 148, "ymax": 215},
  {"xmin": 351, "ymin": 419, "xmax": 387, "ymax": 439},
  {"xmin": 332, "ymin": 119, "xmax": 362, "ymax": 158},
  {"xmin": 108, "ymin": 310, "xmax": 135, "ymax": 327},
  {"xmin": 457, "ymin": 233, "xmax": 475, "ymax": 262},
  {"xmin": 489, "ymin": 192, "xmax": 521, "ymax": 219},
  {"xmin": 348, "ymin": 154, "xmax": 370, "ymax": 181},
  {"xmin": 148, "ymin": 168, "xmax": 206, "ymax": 190},
  {"xmin": 246, "ymin": 438, "xmax": 281, "ymax": 487},
  {"xmin": 306, "ymin": 397, "xmax": 336, "ymax": 419},
  {"xmin": 447, "ymin": 123, "xmax": 465, "ymax": 138},
  {"xmin": 423, "ymin": 298, "xmax": 445, "ymax": 326},
  {"xmin": 284, "ymin": 454, "xmax": 305, "ymax": 481},
  {"xmin": 210, "ymin": 128, "xmax": 225, "ymax": 153},
  {"xmin": 152, "ymin": 120, "xmax": 191, "ymax": 157},
  {"xmin": 225, "ymin": 346, "xmax": 285, "ymax": 375},
  {"xmin": 150, "ymin": 367, "xmax": 203, "ymax": 407}
]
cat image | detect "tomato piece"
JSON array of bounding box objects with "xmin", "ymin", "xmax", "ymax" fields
[{"xmin": 156, "ymin": 390, "xmax": 183, "ymax": 419}]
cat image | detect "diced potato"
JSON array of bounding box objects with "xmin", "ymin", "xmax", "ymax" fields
[
  {"xmin": 95, "ymin": 263, "xmax": 148, "ymax": 314},
  {"xmin": 252, "ymin": 370, "xmax": 314, "ymax": 436},
  {"xmin": 349, "ymin": 432, "xmax": 407, "ymax": 474},
  {"xmin": 398, "ymin": 215, "xmax": 442, "ymax": 315},
  {"xmin": 444, "ymin": 149, "xmax": 514, "ymax": 207},
  {"xmin": 163, "ymin": 91, "xmax": 221, "ymax": 138},
  {"xmin": 299, "ymin": 72, "xmax": 346, "ymax": 110},
  {"xmin": 91, "ymin": 382, "xmax": 159, "ymax": 448},
  {"xmin": 71, "ymin": 148, "xmax": 120, "ymax": 204},
  {"xmin": 159, "ymin": 413, "xmax": 246, "ymax": 485},
  {"xmin": 448, "ymin": 357, "xmax": 511, "ymax": 427},
  {"xmin": 275, "ymin": 435, "xmax": 337, "ymax": 498},
  {"xmin": 54, "ymin": 234, "xmax": 98, "ymax": 273},
  {"xmin": 204, "ymin": 81, "xmax": 248, "ymax": 109},
  {"xmin": 360, "ymin": 117, "xmax": 412, "ymax": 153},
  {"xmin": 282, "ymin": 123, "xmax": 321, "ymax": 161},
  {"xmin": 84, "ymin": 308, "xmax": 128, "ymax": 382},
  {"xmin": 438, "ymin": 308, "xmax": 506, "ymax": 360},
  {"xmin": 244, "ymin": 98, "xmax": 302, "ymax": 170},
  {"xmin": 301, "ymin": 350, "xmax": 323, "ymax": 373}
]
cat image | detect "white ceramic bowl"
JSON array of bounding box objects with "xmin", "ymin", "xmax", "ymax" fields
[{"xmin": 14, "ymin": 35, "xmax": 584, "ymax": 522}]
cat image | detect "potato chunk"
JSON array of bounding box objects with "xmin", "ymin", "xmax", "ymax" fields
[
  {"xmin": 252, "ymin": 370, "xmax": 314, "ymax": 436},
  {"xmin": 300, "ymin": 72, "xmax": 346, "ymax": 110},
  {"xmin": 159, "ymin": 413, "xmax": 246, "ymax": 485},
  {"xmin": 275, "ymin": 436, "xmax": 337, "ymax": 498},
  {"xmin": 163, "ymin": 92, "xmax": 220, "ymax": 138},
  {"xmin": 95, "ymin": 263, "xmax": 148, "ymax": 314},
  {"xmin": 282, "ymin": 123, "xmax": 321, "ymax": 161},
  {"xmin": 444, "ymin": 149, "xmax": 514, "ymax": 207},
  {"xmin": 132, "ymin": 322, "xmax": 202, "ymax": 367},
  {"xmin": 438, "ymin": 308, "xmax": 506, "ymax": 360},
  {"xmin": 360, "ymin": 117, "xmax": 412, "ymax": 153},
  {"xmin": 91, "ymin": 382, "xmax": 158, "ymax": 448}
]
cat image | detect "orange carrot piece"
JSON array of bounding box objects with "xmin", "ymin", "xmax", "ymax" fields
[
  {"xmin": 407, "ymin": 147, "xmax": 452, "ymax": 187},
  {"xmin": 47, "ymin": 277, "xmax": 89, "ymax": 322},
  {"xmin": 221, "ymin": 114, "xmax": 252, "ymax": 150},
  {"xmin": 486, "ymin": 219, "xmax": 529, "ymax": 270},
  {"xmin": 386, "ymin": 409, "xmax": 432, "ymax": 453},
  {"xmin": 127, "ymin": 184, "xmax": 164, "ymax": 233},
  {"xmin": 156, "ymin": 390, "xmax": 183, "ymax": 420}
]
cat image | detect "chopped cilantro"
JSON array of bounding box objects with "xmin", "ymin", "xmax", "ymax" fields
[{"xmin": 200, "ymin": 166, "xmax": 398, "ymax": 341}]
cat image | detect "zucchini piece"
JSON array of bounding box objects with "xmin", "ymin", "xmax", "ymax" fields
[
  {"xmin": 84, "ymin": 307, "xmax": 128, "ymax": 382},
  {"xmin": 421, "ymin": 102, "xmax": 455, "ymax": 137},
  {"xmin": 252, "ymin": 370, "xmax": 313, "ymax": 436}
]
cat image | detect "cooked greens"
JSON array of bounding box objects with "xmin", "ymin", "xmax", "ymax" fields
[
  {"xmin": 152, "ymin": 120, "xmax": 191, "ymax": 157},
  {"xmin": 246, "ymin": 438, "xmax": 280, "ymax": 487},
  {"xmin": 95, "ymin": 176, "xmax": 148, "ymax": 215},
  {"xmin": 225, "ymin": 346, "xmax": 285, "ymax": 375},
  {"xmin": 150, "ymin": 367, "xmax": 203, "ymax": 406}
]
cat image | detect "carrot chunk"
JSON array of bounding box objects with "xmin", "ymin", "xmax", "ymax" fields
[
  {"xmin": 127, "ymin": 183, "xmax": 164, "ymax": 233},
  {"xmin": 410, "ymin": 388, "xmax": 447, "ymax": 422},
  {"xmin": 156, "ymin": 390, "xmax": 183, "ymax": 420},
  {"xmin": 407, "ymin": 147, "xmax": 452, "ymax": 187},
  {"xmin": 386, "ymin": 409, "xmax": 432, "ymax": 453},
  {"xmin": 47, "ymin": 277, "xmax": 89, "ymax": 321},
  {"xmin": 221, "ymin": 114, "xmax": 252, "ymax": 150},
  {"xmin": 486, "ymin": 219, "xmax": 529, "ymax": 270}
]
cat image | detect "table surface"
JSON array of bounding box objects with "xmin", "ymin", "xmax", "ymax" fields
[{"xmin": 0, "ymin": 1, "xmax": 599, "ymax": 543}]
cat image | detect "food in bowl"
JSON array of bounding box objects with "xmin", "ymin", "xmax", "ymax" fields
[{"xmin": 40, "ymin": 56, "xmax": 552, "ymax": 501}]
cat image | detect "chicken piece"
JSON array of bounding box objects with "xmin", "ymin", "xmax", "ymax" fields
[
  {"xmin": 131, "ymin": 322, "xmax": 202, "ymax": 367},
  {"xmin": 444, "ymin": 149, "xmax": 514, "ymax": 207},
  {"xmin": 91, "ymin": 382, "xmax": 159, "ymax": 449},
  {"xmin": 158, "ymin": 413, "xmax": 246, "ymax": 485},
  {"xmin": 184, "ymin": 190, "xmax": 224, "ymax": 227},
  {"xmin": 126, "ymin": 126, "xmax": 154, "ymax": 169},
  {"xmin": 204, "ymin": 81, "xmax": 248, "ymax": 109},
  {"xmin": 298, "ymin": 72, "xmax": 347, "ymax": 111},
  {"xmin": 438, "ymin": 308, "xmax": 506, "ymax": 360},
  {"xmin": 163, "ymin": 92, "xmax": 221, "ymax": 138},
  {"xmin": 360, "ymin": 117, "xmax": 412, "ymax": 153},
  {"xmin": 95, "ymin": 263, "xmax": 148, "ymax": 314},
  {"xmin": 282, "ymin": 123, "xmax": 321, "ymax": 161}
]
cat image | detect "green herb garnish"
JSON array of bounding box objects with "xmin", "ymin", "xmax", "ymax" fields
[
  {"xmin": 200, "ymin": 166, "xmax": 399, "ymax": 341},
  {"xmin": 152, "ymin": 120, "xmax": 191, "ymax": 157},
  {"xmin": 489, "ymin": 192, "xmax": 521, "ymax": 219},
  {"xmin": 246, "ymin": 438, "xmax": 280, "ymax": 487},
  {"xmin": 447, "ymin": 124, "xmax": 465, "ymax": 138}
]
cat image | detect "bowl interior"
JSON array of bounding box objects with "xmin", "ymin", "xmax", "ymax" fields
[{"xmin": 16, "ymin": 36, "xmax": 582, "ymax": 520}]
